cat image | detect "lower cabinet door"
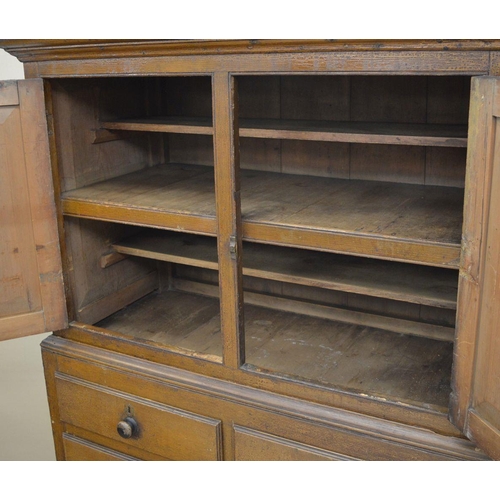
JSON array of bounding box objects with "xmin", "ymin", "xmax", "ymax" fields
[
  {"xmin": 233, "ymin": 425, "xmax": 354, "ymax": 461},
  {"xmin": 55, "ymin": 373, "xmax": 222, "ymax": 461}
]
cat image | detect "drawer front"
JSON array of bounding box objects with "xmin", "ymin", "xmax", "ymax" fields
[
  {"xmin": 234, "ymin": 425, "xmax": 352, "ymax": 461},
  {"xmin": 55, "ymin": 374, "xmax": 222, "ymax": 461},
  {"xmin": 63, "ymin": 434, "xmax": 139, "ymax": 461}
]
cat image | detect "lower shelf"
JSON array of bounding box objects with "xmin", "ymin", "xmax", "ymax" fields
[
  {"xmin": 113, "ymin": 230, "xmax": 459, "ymax": 309},
  {"xmin": 96, "ymin": 288, "xmax": 452, "ymax": 410},
  {"xmin": 97, "ymin": 289, "xmax": 223, "ymax": 363}
]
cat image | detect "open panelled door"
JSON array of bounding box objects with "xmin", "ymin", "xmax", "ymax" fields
[
  {"xmin": 0, "ymin": 79, "xmax": 67, "ymax": 341},
  {"xmin": 452, "ymin": 76, "xmax": 500, "ymax": 460}
]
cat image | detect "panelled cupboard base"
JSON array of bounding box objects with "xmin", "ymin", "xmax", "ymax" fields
[{"xmin": 41, "ymin": 336, "xmax": 487, "ymax": 461}]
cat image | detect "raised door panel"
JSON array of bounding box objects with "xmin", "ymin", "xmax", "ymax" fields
[
  {"xmin": 452, "ymin": 77, "xmax": 500, "ymax": 459},
  {"xmin": 0, "ymin": 79, "xmax": 67, "ymax": 340}
]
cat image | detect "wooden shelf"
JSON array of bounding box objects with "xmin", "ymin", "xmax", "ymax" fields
[
  {"xmin": 113, "ymin": 231, "xmax": 458, "ymax": 309},
  {"xmin": 96, "ymin": 287, "xmax": 453, "ymax": 410},
  {"xmin": 242, "ymin": 296, "xmax": 453, "ymax": 410},
  {"xmin": 97, "ymin": 289, "xmax": 222, "ymax": 362},
  {"xmin": 62, "ymin": 163, "xmax": 463, "ymax": 268},
  {"xmin": 62, "ymin": 164, "xmax": 217, "ymax": 235},
  {"xmin": 102, "ymin": 117, "xmax": 213, "ymax": 136},
  {"xmin": 240, "ymin": 169, "xmax": 463, "ymax": 269},
  {"xmin": 102, "ymin": 117, "xmax": 468, "ymax": 147}
]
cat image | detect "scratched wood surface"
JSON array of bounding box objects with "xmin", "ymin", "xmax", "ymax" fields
[
  {"xmin": 95, "ymin": 75, "xmax": 469, "ymax": 187},
  {"xmin": 62, "ymin": 163, "xmax": 463, "ymax": 267},
  {"xmin": 104, "ymin": 116, "xmax": 467, "ymax": 147},
  {"xmin": 96, "ymin": 290, "xmax": 222, "ymax": 361},
  {"xmin": 113, "ymin": 230, "xmax": 458, "ymax": 309},
  {"xmin": 95, "ymin": 287, "xmax": 452, "ymax": 410},
  {"xmin": 0, "ymin": 80, "xmax": 67, "ymax": 340},
  {"xmin": 0, "ymin": 94, "xmax": 42, "ymax": 319}
]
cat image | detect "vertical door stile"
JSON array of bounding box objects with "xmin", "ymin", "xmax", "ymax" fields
[
  {"xmin": 452, "ymin": 76, "xmax": 500, "ymax": 460},
  {"xmin": 451, "ymin": 77, "xmax": 496, "ymax": 430},
  {"xmin": 212, "ymin": 72, "xmax": 245, "ymax": 369}
]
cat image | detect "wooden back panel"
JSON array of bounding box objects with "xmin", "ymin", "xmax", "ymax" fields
[
  {"xmin": 258, "ymin": 75, "xmax": 468, "ymax": 187},
  {"xmin": 168, "ymin": 75, "xmax": 469, "ymax": 187}
]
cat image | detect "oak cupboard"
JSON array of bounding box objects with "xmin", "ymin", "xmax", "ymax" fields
[{"xmin": 1, "ymin": 39, "xmax": 500, "ymax": 460}]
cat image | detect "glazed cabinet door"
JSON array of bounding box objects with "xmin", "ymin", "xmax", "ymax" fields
[
  {"xmin": 0, "ymin": 79, "xmax": 67, "ymax": 340},
  {"xmin": 452, "ymin": 76, "xmax": 500, "ymax": 459}
]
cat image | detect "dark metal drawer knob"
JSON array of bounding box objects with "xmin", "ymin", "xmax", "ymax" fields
[{"xmin": 117, "ymin": 416, "xmax": 138, "ymax": 439}]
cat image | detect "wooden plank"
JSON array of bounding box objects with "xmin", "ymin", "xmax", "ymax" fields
[
  {"xmin": 234, "ymin": 426, "xmax": 349, "ymax": 460},
  {"xmin": 494, "ymin": 83, "xmax": 500, "ymax": 117},
  {"xmin": 40, "ymin": 349, "xmax": 66, "ymax": 460},
  {"xmin": 97, "ymin": 284, "xmax": 453, "ymax": 409},
  {"xmin": 62, "ymin": 425, "xmax": 168, "ymax": 461},
  {"xmin": 55, "ymin": 322, "xmax": 461, "ymax": 436},
  {"xmin": 91, "ymin": 128, "xmax": 129, "ymax": 144},
  {"xmin": 0, "ymin": 81, "xmax": 19, "ymax": 106},
  {"xmin": 76, "ymin": 272, "xmax": 159, "ymax": 325},
  {"xmin": 174, "ymin": 279, "xmax": 454, "ymax": 343},
  {"xmin": 63, "ymin": 198, "xmax": 217, "ymax": 235},
  {"xmin": 451, "ymin": 78, "xmax": 497, "ymax": 430},
  {"xmin": 0, "ymin": 79, "xmax": 68, "ymax": 340},
  {"xmin": 100, "ymin": 250, "xmax": 128, "ymax": 269},
  {"xmin": 113, "ymin": 231, "xmax": 458, "ymax": 309},
  {"xmin": 50, "ymin": 78, "xmax": 152, "ymax": 192},
  {"xmin": 467, "ymin": 408, "xmax": 500, "ymax": 461},
  {"xmin": 62, "ymin": 163, "xmax": 463, "ymax": 267},
  {"xmin": 3, "ymin": 39, "xmax": 498, "ymax": 62},
  {"xmin": 102, "ymin": 116, "xmax": 468, "ymax": 147},
  {"xmin": 96, "ymin": 289, "xmax": 222, "ymax": 360},
  {"xmin": 0, "ymin": 311, "xmax": 46, "ymax": 342},
  {"xmin": 462, "ymin": 114, "xmax": 500, "ymax": 457},
  {"xmin": 213, "ymin": 72, "xmax": 244, "ymax": 369},
  {"xmin": 62, "ymin": 163, "xmax": 215, "ymax": 211},
  {"xmin": 62, "ymin": 164, "xmax": 217, "ymax": 234},
  {"xmin": 0, "ymin": 105, "xmax": 42, "ymax": 321},
  {"xmin": 103, "ymin": 116, "xmax": 213, "ymax": 135},
  {"xmin": 241, "ymin": 119, "xmax": 467, "ymax": 147},
  {"xmin": 238, "ymin": 170, "xmax": 462, "ymax": 247},
  {"xmin": 242, "ymin": 300, "xmax": 453, "ymax": 409},
  {"xmin": 18, "ymin": 80, "xmax": 68, "ymax": 333},
  {"xmin": 63, "ymin": 434, "xmax": 140, "ymax": 461},
  {"xmin": 425, "ymin": 147, "xmax": 467, "ymax": 188},
  {"xmin": 350, "ymin": 143, "xmax": 426, "ymax": 184},
  {"xmin": 26, "ymin": 51, "xmax": 490, "ymax": 79}
]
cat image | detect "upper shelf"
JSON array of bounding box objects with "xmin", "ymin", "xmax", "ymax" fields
[
  {"xmin": 102, "ymin": 117, "xmax": 468, "ymax": 148},
  {"xmin": 61, "ymin": 163, "xmax": 463, "ymax": 268}
]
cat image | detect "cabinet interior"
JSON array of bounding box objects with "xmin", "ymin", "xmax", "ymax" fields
[{"xmin": 50, "ymin": 74, "xmax": 470, "ymax": 412}]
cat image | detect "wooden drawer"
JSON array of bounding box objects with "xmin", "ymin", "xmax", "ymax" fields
[
  {"xmin": 63, "ymin": 433, "xmax": 139, "ymax": 461},
  {"xmin": 55, "ymin": 373, "xmax": 222, "ymax": 460},
  {"xmin": 234, "ymin": 425, "xmax": 353, "ymax": 461}
]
